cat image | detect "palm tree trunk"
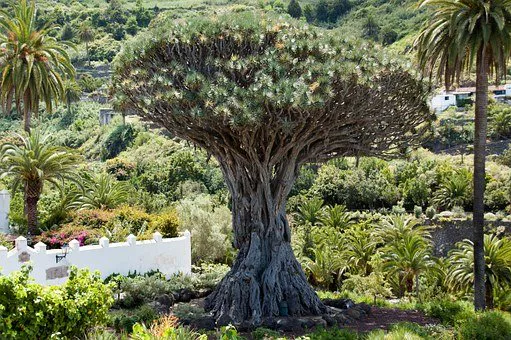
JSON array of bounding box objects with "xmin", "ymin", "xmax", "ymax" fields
[
  {"xmin": 25, "ymin": 195, "xmax": 39, "ymax": 236},
  {"xmin": 86, "ymin": 42, "xmax": 90, "ymax": 67},
  {"xmin": 473, "ymin": 46, "xmax": 489, "ymax": 311},
  {"xmin": 485, "ymin": 279, "xmax": 494, "ymax": 310}
]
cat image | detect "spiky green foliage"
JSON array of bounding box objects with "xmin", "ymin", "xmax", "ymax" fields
[
  {"xmin": 433, "ymin": 168, "xmax": 472, "ymax": 210},
  {"xmin": 0, "ymin": 0, "xmax": 75, "ymax": 132},
  {"xmin": 113, "ymin": 12, "xmax": 431, "ymax": 162},
  {"xmin": 447, "ymin": 234, "xmax": 511, "ymax": 308},
  {"xmin": 79, "ymin": 173, "xmax": 130, "ymax": 210},
  {"xmin": 415, "ymin": 0, "xmax": 511, "ymax": 87},
  {"xmin": 0, "ymin": 131, "xmax": 81, "ymax": 234}
]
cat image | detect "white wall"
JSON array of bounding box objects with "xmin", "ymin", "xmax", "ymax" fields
[
  {"xmin": 0, "ymin": 190, "xmax": 10, "ymax": 234},
  {"xmin": 431, "ymin": 93, "xmax": 456, "ymax": 112},
  {"xmin": 0, "ymin": 231, "xmax": 192, "ymax": 285}
]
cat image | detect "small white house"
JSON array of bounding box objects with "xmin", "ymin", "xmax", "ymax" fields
[
  {"xmin": 0, "ymin": 190, "xmax": 10, "ymax": 234},
  {"xmin": 431, "ymin": 93, "xmax": 457, "ymax": 112}
]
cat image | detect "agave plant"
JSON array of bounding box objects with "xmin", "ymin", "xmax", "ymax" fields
[
  {"xmin": 0, "ymin": 131, "xmax": 81, "ymax": 234},
  {"xmin": 446, "ymin": 234, "xmax": 511, "ymax": 309},
  {"xmin": 79, "ymin": 173, "xmax": 130, "ymax": 210}
]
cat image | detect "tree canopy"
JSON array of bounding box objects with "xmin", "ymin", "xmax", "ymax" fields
[{"xmin": 114, "ymin": 13, "xmax": 431, "ymax": 166}]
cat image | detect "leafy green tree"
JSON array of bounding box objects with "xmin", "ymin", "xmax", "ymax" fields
[
  {"xmin": 134, "ymin": 0, "xmax": 152, "ymax": 27},
  {"xmin": 0, "ymin": 132, "xmax": 81, "ymax": 235},
  {"xmin": 78, "ymin": 22, "xmax": 95, "ymax": 67},
  {"xmin": 362, "ymin": 15, "xmax": 380, "ymax": 40},
  {"xmin": 447, "ymin": 234, "xmax": 511, "ymax": 309},
  {"xmin": 287, "ymin": 0, "xmax": 302, "ymax": 19},
  {"xmin": 0, "ymin": 0, "xmax": 75, "ymax": 132},
  {"xmin": 328, "ymin": 0, "xmax": 351, "ymax": 23},
  {"xmin": 60, "ymin": 23, "xmax": 74, "ymax": 41},
  {"xmin": 126, "ymin": 16, "xmax": 138, "ymax": 36},
  {"xmin": 416, "ymin": 0, "xmax": 511, "ymax": 310},
  {"xmin": 303, "ymin": 4, "xmax": 315, "ymax": 23},
  {"xmin": 316, "ymin": 0, "xmax": 329, "ymax": 22},
  {"xmin": 113, "ymin": 14, "xmax": 430, "ymax": 324}
]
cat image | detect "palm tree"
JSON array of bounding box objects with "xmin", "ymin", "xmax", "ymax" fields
[
  {"xmin": 415, "ymin": 0, "xmax": 511, "ymax": 310},
  {"xmin": 0, "ymin": 131, "xmax": 82, "ymax": 235},
  {"xmin": 319, "ymin": 204, "xmax": 353, "ymax": 230},
  {"xmin": 447, "ymin": 234, "xmax": 511, "ymax": 309},
  {"xmin": 382, "ymin": 232, "xmax": 437, "ymax": 301},
  {"xmin": 0, "ymin": 0, "xmax": 75, "ymax": 133},
  {"xmin": 63, "ymin": 80, "xmax": 81, "ymax": 115},
  {"xmin": 433, "ymin": 168, "xmax": 472, "ymax": 210},
  {"xmin": 78, "ymin": 22, "xmax": 95, "ymax": 67},
  {"xmin": 79, "ymin": 173, "xmax": 130, "ymax": 210}
]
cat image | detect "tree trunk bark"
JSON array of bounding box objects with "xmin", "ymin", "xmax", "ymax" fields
[
  {"xmin": 205, "ymin": 161, "xmax": 326, "ymax": 326},
  {"xmin": 25, "ymin": 195, "xmax": 39, "ymax": 236},
  {"xmin": 485, "ymin": 279, "xmax": 494, "ymax": 310},
  {"xmin": 473, "ymin": 46, "xmax": 489, "ymax": 311}
]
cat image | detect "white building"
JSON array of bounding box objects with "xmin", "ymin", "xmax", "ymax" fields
[
  {"xmin": 0, "ymin": 190, "xmax": 10, "ymax": 234},
  {"xmin": 431, "ymin": 83, "xmax": 511, "ymax": 112},
  {"xmin": 431, "ymin": 92, "xmax": 457, "ymax": 112}
]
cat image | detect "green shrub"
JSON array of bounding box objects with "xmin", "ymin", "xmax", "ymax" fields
[
  {"xmin": 150, "ymin": 210, "xmax": 179, "ymax": 238},
  {"xmin": 252, "ymin": 327, "xmax": 281, "ymax": 340},
  {"xmin": 0, "ymin": 233, "xmax": 13, "ymax": 249},
  {"xmin": 0, "ymin": 267, "xmax": 113, "ymax": 339},
  {"xmin": 425, "ymin": 206, "xmax": 436, "ymax": 219},
  {"xmin": 101, "ymin": 124, "xmax": 138, "ymax": 161},
  {"xmin": 111, "ymin": 304, "xmax": 158, "ymax": 334},
  {"xmin": 457, "ymin": 311, "xmax": 511, "ymax": 340},
  {"xmin": 420, "ymin": 299, "xmax": 473, "ymax": 326}
]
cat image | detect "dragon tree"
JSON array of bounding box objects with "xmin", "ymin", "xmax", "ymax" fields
[{"xmin": 113, "ymin": 13, "xmax": 431, "ymax": 325}]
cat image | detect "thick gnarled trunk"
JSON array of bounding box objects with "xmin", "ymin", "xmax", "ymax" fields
[{"xmin": 205, "ymin": 161, "xmax": 326, "ymax": 325}]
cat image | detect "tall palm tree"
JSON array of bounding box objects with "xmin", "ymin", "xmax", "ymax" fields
[
  {"xmin": 0, "ymin": 131, "xmax": 82, "ymax": 235},
  {"xmin": 78, "ymin": 22, "xmax": 95, "ymax": 68},
  {"xmin": 447, "ymin": 234, "xmax": 511, "ymax": 309},
  {"xmin": 63, "ymin": 80, "xmax": 81, "ymax": 115},
  {"xmin": 0, "ymin": 0, "xmax": 75, "ymax": 133},
  {"xmin": 415, "ymin": 0, "xmax": 511, "ymax": 310}
]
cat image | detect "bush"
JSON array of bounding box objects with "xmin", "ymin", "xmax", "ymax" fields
[
  {"xmin": 0, "ymin": 267, "xmax": 113, "ymax": 338},
  {"xmin": 37, "ymin": 224, "xmax": 103, "ymax": 249},
  {"xmin": 111, "ymin": 304, "xmax": 158, "ymax": 334},
  {"xmin": 0, "ymin": 233, "xmax": 13, "ymax": 249},
  {"xmin": 457, "ymin": 311, "xmax": 511, "ymax": 340},
  {"xmin": 425, "ymin": 206, "xmax": 436, "ymax": 219},
  {"xmin": 420, "ymin": 299, "xmax": 474, "ymax": 326},
  {"xmin": 101, "ymin": 124, "xmax": 138, "ymax": 161},
  {"xmin": 150, "ymin": 210, "xmax": 180, "ymax": 238},
  {"xmin": 176, "ymin": 194, "xmax": 234, "ymax": 264}
]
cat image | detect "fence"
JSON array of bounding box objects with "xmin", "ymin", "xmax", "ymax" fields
[
  {"xmin": 0, "ymin": 231, "xmax": 191, "ymax": 285},
  {"xmin": 0, "ymin": 190, "xmax": 10, "ymax": 234}
]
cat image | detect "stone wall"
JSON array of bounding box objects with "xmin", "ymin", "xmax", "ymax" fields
[{"xmin": 428, "ymin": 218, "xmax": 511, "ymax": 256}]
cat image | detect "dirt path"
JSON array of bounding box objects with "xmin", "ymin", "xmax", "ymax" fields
[{"xmin": 346, "ymin": 306, "xmax": 439, "ymax": 333}]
